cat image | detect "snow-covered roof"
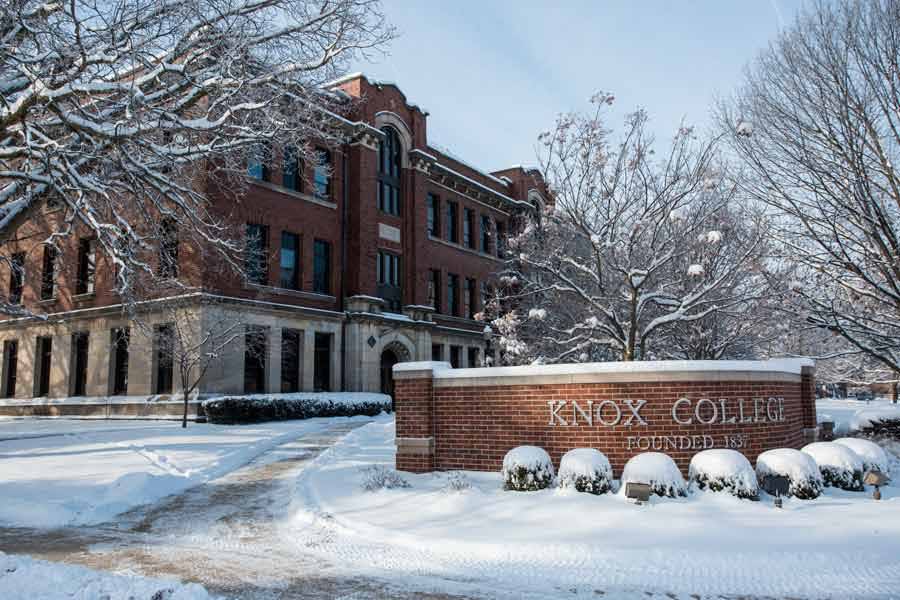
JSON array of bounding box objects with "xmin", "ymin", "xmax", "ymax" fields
[{"xmin": 428, "ymin": 142, "xmax": 510, "ymax": 188}]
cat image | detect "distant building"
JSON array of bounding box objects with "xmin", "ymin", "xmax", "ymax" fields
[{"xmin": 0, "ymin": 73, "xmax": 548, "ymax": 417}]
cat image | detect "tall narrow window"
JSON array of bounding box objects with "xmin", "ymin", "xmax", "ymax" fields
[
  {"xmin": 243, "ymin": 326, "xmax": 267, "ymax": 394},
  {"xmin": 154, "ymin": 324, "xmax": 174, "ymax": 395},
  {"xmin": 377, "ymin": 127, "xmax": 402, "ymax": 216},
  {"xmin": 426, "ymin": 194, "xmax": 440, "ymax": 237},
  {"xmin": 280, "ymin": 328, "xmax": 301, "ymax": 393},
  {"xmin": 40, "ymin": 246, "xmax": 56, "ymax": 300},
  {"xmin": 463, "ymin": 208, "xmax": 474, "ymax": 248},
  {"xmin": 111, "ymin": 328, "xmax": 129, "ymax": 396},
  {"xmin": 245, "ymin": 223, "xmax": 269, "ymax": 285},
  {"xmin": 2, "ymin": 340, "xmax": 18, "ymax": 398},
  {"xmin": 76, "ymin": 238, "xmax": 96, "ymax": 294},
  {"xmin": 279, "ymin": 232, "xmax": 300, "ymax": 290},
  {"xmin": 431, "ymin": 344, "xmax": 443, "ymax": 362},
  {"xmin": 449, "ymin": 345, "xmax": 461, "ymax": 369},
  {"xmin": 313, "ymin": 332, "xmax": 332, "ymax": 392},
  {"xmin": 496, "ymin": 221, "xmax": 506, "ymax": 258},
  {"xmin": 34, "ymin": 336, "xmax": 52, "ymax": 397},
  {"xmin": 465, "ymin": 277, "xmax": 477, "ymax": 319},
  {"xmin": 159, "ymin": 218, "xmax": 178, "ymax": 279},
  {"xmin": 248, "ymin": 143, "xmax": 271, "ymax": 181},
  {"xmin": 8, "ymin": 252, "xmax": 24, "ymax": 305},
  {"xmin": 446, "ymin": 202, "xmax": 458, "ymax": 243},
  {"xmin": 428, "ymin": 269, "xmax": 441, "ymax": 313},
  {"xmin": 71, "ymin": 332, "xmax": 89, "ymax": 397},
  {"xmin": 481, "ymin": 215, "xmax": 492, "ymax": 253},
  {"xmin": 314, "ymin": 148, "xmax": 332, "ymax": 200},
  {"xmin": 376, "ymin": 251, "xmax": 402, "ymax": 312},
  {"xmin": 313, "ymin": 239, "xmax": 331, "ymax": 294},
  {"xmin": 447, "ymin": 273, "xmax": 459, "ymax": 316},
  {"xmin": 282, "ymin": 145, "xmax": 301, "ymax": 191},
  {"xmin": 468, "ymin": 347, "xmax": 481, "ymax": 368}
]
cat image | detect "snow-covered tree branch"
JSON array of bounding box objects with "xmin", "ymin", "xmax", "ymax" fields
[
  {"xmin": 0, "ymin": 0, "xmax": 392, "ymax": 308},
  {"xmin": 720, "ymin": 0, "xmax": 900, "ymax": 386},
  {"xmin": 489, "ymin": 100, "xmax": 771, "ymax": 364}
]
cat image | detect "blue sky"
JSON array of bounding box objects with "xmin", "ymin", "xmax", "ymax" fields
[{"xmin": 350, "ymin": 0, "xmax": 804, "ymax": 174}]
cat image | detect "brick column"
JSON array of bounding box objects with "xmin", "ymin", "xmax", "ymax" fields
[
  {"xmin": 801, "ymin": 365, "xmax": 818, "ymax": 443},
  {"xmin": 393, "ymin": 362, "xmax": 441, "ymax": 472}
]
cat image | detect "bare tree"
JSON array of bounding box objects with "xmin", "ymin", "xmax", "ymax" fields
[
  {"xmin": 720, "ymin": 0, "xmax": 900, "ymax": 388},
  {"xmin": 489, "ymin": 100, "xmax": 768, "ymax": 364},
  {"xmin": 0, "ymin": 0, "xmax": 392, "ymax": 307},
  {"xmin": 142, "ymin": 295, "xmax": 245, "ymax": 428}
]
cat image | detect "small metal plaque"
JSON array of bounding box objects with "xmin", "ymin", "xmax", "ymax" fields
[
  {"xmin": 864, "ymin": 469, "xmax": 889, "ymax": 487},
  {"xmin": 625, "ymin": 482, "xmax": 651, "ymax": 503},
  {"xmin": 761, "ymin": 475, "xmax": 791, "ymax": 497}
]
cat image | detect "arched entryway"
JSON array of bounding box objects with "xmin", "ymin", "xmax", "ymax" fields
[{"xmin": 380, "ymin": 341, "xmax": 411, "ymax": 406}]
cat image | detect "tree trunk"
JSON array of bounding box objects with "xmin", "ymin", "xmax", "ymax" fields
[
  {"xmin": 893, "ymin": 379, "xmax": 898, "ymax": 405},
  {"xmin": 182, "ymin": 390, "xmax": 189, "ymax": 428}
]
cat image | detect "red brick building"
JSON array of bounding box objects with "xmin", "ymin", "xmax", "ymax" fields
[{"xmin": 0, "ymin": 74, "xmax": 548, "ymax": 416}]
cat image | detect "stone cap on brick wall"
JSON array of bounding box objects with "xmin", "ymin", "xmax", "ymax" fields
[{"xmin": 393, "ymin": 358, "xmax": 815, "ymax": 386}]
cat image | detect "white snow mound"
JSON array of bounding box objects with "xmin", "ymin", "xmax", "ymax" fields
[
  {"xmin": 688, "ymin": 449, "xmax": 758, "ymax": 499},
  {"xmin": 848, "ymin": 406, "xmax": 900, "ymax": 432},
  {"xmin": 802, "ymin": 442, "xmax": 863, "ymax": 473},
  {"xmin": 502, "ymin": 446, "xmax": 555, "ymax": 491},
  {"xmin": 620, "ymin": 452, "xmax": 687, "ymax": 498},
  {"xmin": 803, "ymin": 442, "xmax": 865, "ymax": 491},
  {"xmin": 0, "ymin": 551, "xmax": 213, "ymax": 599},
  {"xmin": 834, "ymin": 438, "xmax": 890, "ymax": 474},
  {"xmin": 557, "ymin": 448, "xmax": 612, "ymax": 494},
  {"xmin": 756, "ymin": 448, "xmax": 823, "ymax": 499}
]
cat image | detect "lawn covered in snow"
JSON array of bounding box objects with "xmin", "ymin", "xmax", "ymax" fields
[
  {"xmin": 817, "ymin": 396, "xmax": 900, "ymax": 435},
  {"xmin": 0, "ymin": 552, "xmax": 216, "ymax": 600},
  {"xmin": 0, "ymin": 415, "xmax": 373, "ymax": 528},
  {"xmin": 291, "ymin": 413, "xmax": 900, "ymax": 599}
]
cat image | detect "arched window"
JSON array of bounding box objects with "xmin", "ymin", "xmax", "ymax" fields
[{"xmin": 377, "ymin": 127, "xmax": 402, "ymax": 216}]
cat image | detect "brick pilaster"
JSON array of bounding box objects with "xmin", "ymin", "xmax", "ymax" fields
[
  {"xmin": 801, "ymin": 365, "xmax": 818, "ymax": 443},
  {"xmin": 393, "ymin": 363, "xmax": 438, "ymax": 472}
]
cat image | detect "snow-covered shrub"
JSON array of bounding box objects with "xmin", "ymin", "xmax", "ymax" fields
[
  {"xmin": 502, "ymin": 446, "xmax": 555, "ymax": 491},
  {"xmin": 620, "ymin": 452, "xmax": 687, "ymax": 498},
  {"xmin": 203, "ymin": 392, "xmax": 391, "ymax": 424},
  {"xmin": 858, "ymin": 417, "xmax": 900, "ymax": 440},
  {"xmin": 557, "ymin": 448, "xmax": 613, "ymax": 495},
  {"xmin": 802, "ymin": 442, "xmax": 865, "ymax": 491},
  {"xmin": 755, "ymin": 449, "xmax": 823, "ymax": 499},
  {"xmin": 688, "ymin": 449, "xmax": 759, "ymax": 500},
  {"xmin": 360, "ymin": 465, "xmax": 411, "ymax": 492},
  {"xmin": 834, "ymin": 438, "xmax": 890, "ymax": 475},
  {"xmin": 440, "ymin": 471, "xmax": 472, "ymax": 493}
]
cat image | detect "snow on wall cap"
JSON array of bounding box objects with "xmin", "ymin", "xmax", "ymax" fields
[
  {"xmin": 393, "ymin": 361, "xmax": 452, "ymax": 374},
  {"xmin": 432, "ymin": 358, "xmax": 814, "ymax": 379}
]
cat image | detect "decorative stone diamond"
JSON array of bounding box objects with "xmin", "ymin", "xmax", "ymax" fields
[{"xmin": 367, "ymin": 336, "xmax": 377, "ymax": 348}]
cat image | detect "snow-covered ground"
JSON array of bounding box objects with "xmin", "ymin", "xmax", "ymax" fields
[
  {"xmin": 0, "ymin": 551, "xmax": 216, "ymax": 600},
  {"xmin": 0, "ymin": 415, "xmax": 374, "ymax": 528},
  {"xmin": 290, "ymin": 414, "xmax": 900, "ymax": 599},
  {"xmin": 817, "ymin": 396, "xmax": 900, "ymax": 435}
]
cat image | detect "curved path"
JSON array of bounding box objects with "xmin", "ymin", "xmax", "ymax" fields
[{"xmin": 0, "ymin": 420, "xmax": 474, "ymax": 599}]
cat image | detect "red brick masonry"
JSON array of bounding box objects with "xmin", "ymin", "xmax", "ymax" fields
[{"xmin": 393, "ymin": 360, "xmax": 817, "ymax": 475}]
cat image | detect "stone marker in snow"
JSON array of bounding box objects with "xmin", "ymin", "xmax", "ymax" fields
[
  {"xmin": 557, "ymin": 448, "xmax": 613, "ymax": 495},
  {"xmin": 688, "ymin": 449, "xmax": 759, "ymax": 500},
  {"xmin": 802, "ymin": 442, "xmax": 865, "ymax": 491},
  {"xmin": 502, "ymin": 446, "xmax": 555, "ymax": 491},
  {"xmin": 833, "ymin": 437, "xmax": 890, "ymax": 475},
  {"xmin": 620, "ymin": 452, "xmax": 687, "ymax": 498},
  {"xmin": 755, "ymin": 448, "xmax": 823, "ymax": 499}
]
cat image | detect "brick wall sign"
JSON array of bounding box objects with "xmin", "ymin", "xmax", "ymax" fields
[{"xmin": 393, "ymin": 359, "xmax": 817, "ymax": 475}]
